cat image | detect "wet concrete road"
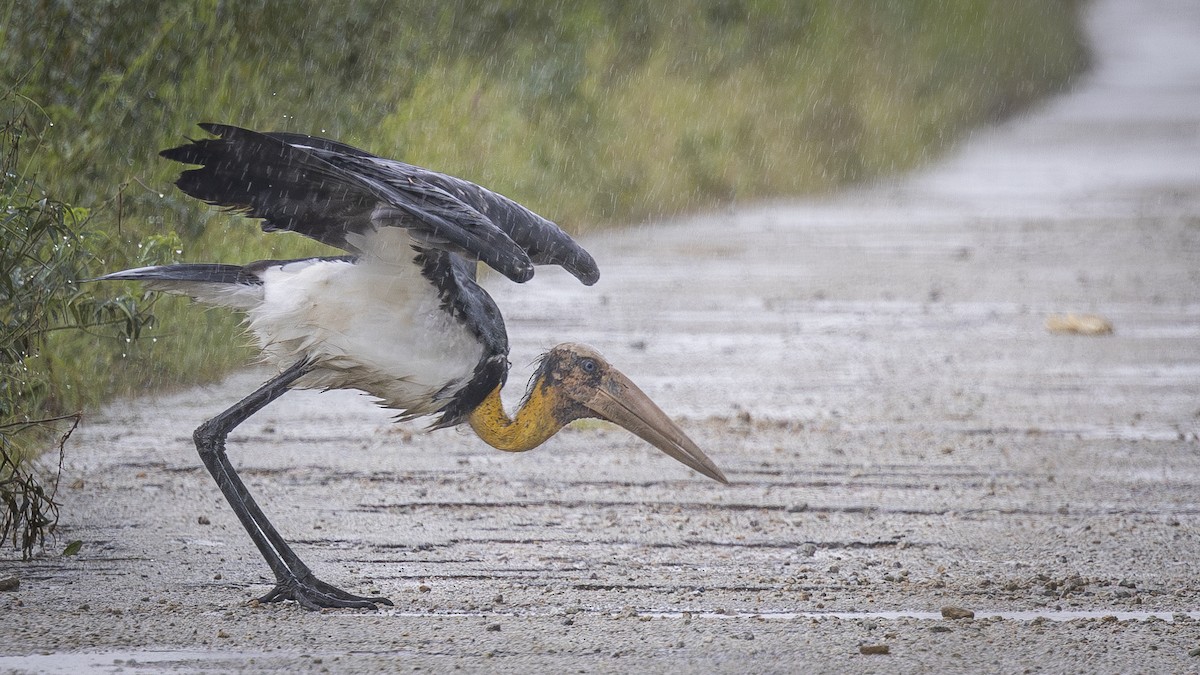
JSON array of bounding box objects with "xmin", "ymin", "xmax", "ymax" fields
[{"xmin": 3, "ymin": 0, "xmax": 1200, "ymax": 672}]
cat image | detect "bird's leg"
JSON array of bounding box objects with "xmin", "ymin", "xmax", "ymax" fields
[{"xmin": 194, "ymin": 360, "xmax": 392, "ymax": 610}]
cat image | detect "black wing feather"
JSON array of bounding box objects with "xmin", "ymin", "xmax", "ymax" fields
[
  {"xmin": 161, "ymin": 123, "xmax": 599, "ymax": 285},
  {"xmin": 275, "ymin": 131, "xmax": 599, "ymax": 284}
]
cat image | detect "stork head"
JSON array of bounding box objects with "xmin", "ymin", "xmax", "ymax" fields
[
  {"xmin": 530, "ymin": 343, "xmax": 728, "ymax": 483},
  {"xmin": 469, "ymin": 343, "xmax": 727, "ymax": 482}
]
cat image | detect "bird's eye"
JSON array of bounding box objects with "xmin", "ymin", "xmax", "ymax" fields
[{"xmin": 580, "ymin": 358, "xmax": 597, "ymax": 373}]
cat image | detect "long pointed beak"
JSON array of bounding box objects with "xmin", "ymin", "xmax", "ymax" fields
[{"xmin": 580, "ymin": 369, "xmax": 729, "ymax": 484}]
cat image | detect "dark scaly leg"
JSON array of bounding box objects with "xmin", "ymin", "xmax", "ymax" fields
[{"xmin": 193, "ymin": 360, "xmax": 392, "ymax": 610}]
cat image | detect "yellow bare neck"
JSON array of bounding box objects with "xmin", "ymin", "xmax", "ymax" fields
[{"xmin": 468, "ymin": 381, "xmax": 565, "ymax": 453}]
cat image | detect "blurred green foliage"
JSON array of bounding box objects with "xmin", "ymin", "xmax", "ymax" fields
[
  {"xmin": 1, "ymin": 110, "xmax": 160, "ymax": 556},
  {"xmin": 1, "ymin": 0, "xmax": 1086, "ymax": 409},
  {"xmin": 0, "ymin": 110, "xmax": 161, "ymax": 424}
]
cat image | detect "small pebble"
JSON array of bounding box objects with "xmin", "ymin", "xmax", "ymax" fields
[
  {"xmin": 859, "ymin": 644, "xmax": 890, "ymax": 655},
  {"xmin": 1044, "ymin": 313, "xmax": 1113, "ymax": 335},
  {"xmin": 0, "ymin": 575, "xmax": 18, "ymax": 592},
  {"xmin": 1188, "ymin": 646, "xmax": 1200, "ymax": 658},
  {"xmin": 197, "ymin": 515, "xmax": 210, "ymax": 525},
  {"xmin": 941, "ymin": 606, "xmax": 975, "ymax": 620},
  {"xmin": 486, "ymin": 623, "xmax": 501, "ymax": 632}
]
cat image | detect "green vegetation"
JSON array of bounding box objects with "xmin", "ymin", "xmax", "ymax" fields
[
  {"xmin": 1, "ymin": 1, "xmax": 1086, "ymax": 429},
  {"xmin": 1, "ymin": 113, "xmax": 159, "ymax": 556}
]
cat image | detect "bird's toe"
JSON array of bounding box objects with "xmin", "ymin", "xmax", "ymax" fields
[{"xmin": 258, "ymin": 574, "xmax": 393, "ymax": 611}]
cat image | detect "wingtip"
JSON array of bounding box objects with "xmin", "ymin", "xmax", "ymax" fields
[
  {"xmin": 159, "ymin": 124, "xmax": 220, "ymax": 161},
  {"xmin": 195, "ymin": 122, "xmax": 259, "ymax": 141},
  {"xmin": 196, "ymin": 122, "xmax": 230, "ymax": 136},
  {"xmin": 504, "ymin": 262, "xmax": 536, "ymax": 284},
  {"xmin": 570, "ymin": 251, "xmax": 600, "ymax": 286},
  {"xmin": 577, "ymin": 268, "xmax": 600, "ymax": 286}
]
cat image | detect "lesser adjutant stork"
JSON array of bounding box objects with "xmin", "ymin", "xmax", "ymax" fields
[{"xmin": 100, "ymin": 123, "xmax": 727, "ymax": 610}]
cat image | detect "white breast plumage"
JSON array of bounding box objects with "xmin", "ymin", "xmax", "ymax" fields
[{"xmin": 249, "ymin": 254, "xmax": 484, "ymax": 417}]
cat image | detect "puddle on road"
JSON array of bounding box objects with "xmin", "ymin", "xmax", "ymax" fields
[
  {"xmin": 636, "ymin": 609, "xmax": 1200, "ymax": 623},
  {"xmin": 368, "ymin": 607, "xmax": 1198, "ymax": 623},
  {"xmin": 0, "ymin": 649, "xmax": 271, "ymax": 674}
]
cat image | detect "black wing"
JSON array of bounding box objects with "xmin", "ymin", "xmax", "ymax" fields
[{"xmin": 160, "ymin": 123, "xmax": 599, "ymax": 285}]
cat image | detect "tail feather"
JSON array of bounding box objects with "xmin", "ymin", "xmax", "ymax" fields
[{"xmin": 96, "ymin": 263, "xmax": 264, "ymax": 310}]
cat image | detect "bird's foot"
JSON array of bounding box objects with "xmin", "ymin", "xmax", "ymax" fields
[{"xmin": 257, "ymin": 573, "xmax": 393, "ymax": 611}]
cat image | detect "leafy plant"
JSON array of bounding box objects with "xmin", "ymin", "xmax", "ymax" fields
[{"xmin": 0, "ymin": 108, "xmax": 160, "ymax": 557}]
